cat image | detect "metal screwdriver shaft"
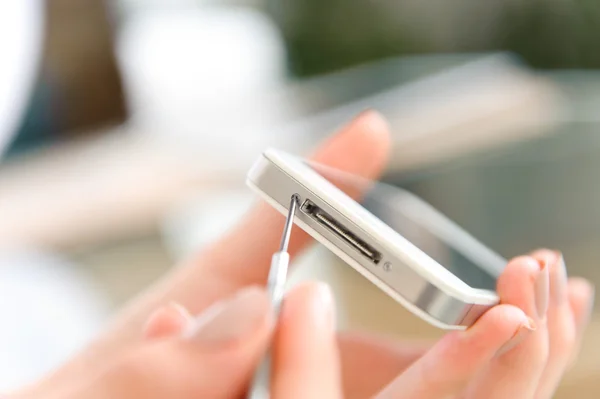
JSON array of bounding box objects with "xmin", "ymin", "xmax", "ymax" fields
[{"xmin": 247, "ymin": 194, "xmax": 300, "ymax": 399}]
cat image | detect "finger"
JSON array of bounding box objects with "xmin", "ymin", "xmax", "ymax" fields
[
  {"xmin": 112, "ymin": 111, "xmax": 389, "ymax": 330},
  {"xmin": 128, "ymin": 111, "xmax": 389, "ymax": 326},
  {"xmin": 530, "ymin": 250, "xmax": 576, "ymax": 398},
  {"xmin": 338, "ymin": 331, "xmax": 429, "ymax": 399},
  {"xmin": 463, "ymin": 256, "xmax": 549, "ymax": 399},
  {"xmin": 203, "ymin": 110, "xmax": 391, "ymax": 293},
  {"xmin": 143, "ymin": 303, "xmax": 192, "ymax": 339},
  {"xmin": 271, "ymin": 282, "xmax": 342, "ymax": 399},
  {"xmin": 101, "ymin": 287, "xmax": 274, "ymax": 399},
  {"xmin": 41, "ymin": 111, "xmax": 391, "ymax": 389},
  {"xmin": 566, "ymin": 277, "xmax": 595, "ymax": 368},
  {"xmin": 376, "ymin": 304, "xmax": 531, "ymax": 399}
]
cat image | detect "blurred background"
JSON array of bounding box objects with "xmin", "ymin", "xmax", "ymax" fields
[{"xmin": 1, "ymin": 0, "xmax": 600, "ymax": 396}]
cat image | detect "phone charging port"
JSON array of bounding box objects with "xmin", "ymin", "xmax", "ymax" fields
[{"xmin": 301, "ymin": 199, "xmax": 381, "ymax": 264}]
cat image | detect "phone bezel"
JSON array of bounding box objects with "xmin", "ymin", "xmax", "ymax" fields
[{"xmin": 246, "ymin": 149, "xmax": 500, "ymax": 329}]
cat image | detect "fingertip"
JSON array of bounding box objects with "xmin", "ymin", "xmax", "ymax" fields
[
  {"xmin": 530, "ymin": 248, "xmax": 561, "ymax": 264},
  {"xmin": 468, "ymin": 304, "xmax": 532, "ymax": 340},
  {"xmin": 568, "ymin": 277, "xmax": 595, "ymax": 328},
  {"xmin": 432, "ymin": 305, "xmax": 533, "ymax": 368},
  {"xmin": 338, "ymin": 109, "xmax": 391, "ymax": 145},
  {"xmin": 479, "ymin": 303, "xmax": 530, "ymax": 326},
  {"xmin": 429, "ymin": 305, "xmax": 528, "ymax": 364},
  {"xmin": 530, "ymin": 249, "xmax": 562, "ymax": 280},
  {"xmin": 282, "ymin": 281, "xmax": 335, "ymax": 330},
  {"xmin": 569, "ymin": 277, "xmax": 595, "ymax": 301},
  {"xmin": 168, "ymin": 301, "xmax": 194, "ymax": 320},
  {"xmin": 503, "ymin": 255, "xmax": 541, "ymax": 277},
  {"xmin": 311, "ymin": 110, "xmax": 392, "ymax": 179},
  {"xmin": 352, "ymin": 110, "xmax": 391, "ymax": 140},
  {"xmin": 497, "ymin": 255, "xmax": 541, "ymax": 293},
  {"xmin": 273, "ymin": 281, "xmax": 341, "ymax": 398},
  {"xmin": 143, "ymin": 302, "xmax": 193, "ymax": 339},
  {"xmin": 375, "ymin": 306, "xmax": 531, "ymax": 398}
]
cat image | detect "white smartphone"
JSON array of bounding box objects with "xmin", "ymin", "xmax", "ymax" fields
[{"xmin": 246, "ymin": 149, "xmax": 506, "ymax": 330}]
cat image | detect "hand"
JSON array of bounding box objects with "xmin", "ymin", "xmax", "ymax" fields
[
  {"xmin": 55, "ymin": 252, "xmax": 593, "ymax": 399},
  {"xmin": 15, "ymin": 110, "xmax": 391, "ymax": 397},
  {"xmin": 49, "ymin": 282, "xmax": 340, "ymax": 399},
  {"xmin": 14, "ymin": 111, "xmax": 594, "ymax": 398},
  {"xmin": 346, "ymin": 250, "xmax": 595, "ymax": 399}
]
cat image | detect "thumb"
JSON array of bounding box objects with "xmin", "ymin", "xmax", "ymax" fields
[{"xmin": 101, "ymin": 287, "xmax": 274, "ymax": 399}]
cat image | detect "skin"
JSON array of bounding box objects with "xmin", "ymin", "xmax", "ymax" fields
[{"xmin": 11, "ymin": 111, "xmax": 595, "ymax": 398}]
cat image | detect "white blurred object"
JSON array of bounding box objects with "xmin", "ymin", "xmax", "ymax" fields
[
  {"xmin": 162, "ymin": 190, "xmax": 253, "ymax": 259},
  {"xmin": 0, "ymin": 1, "xmax": 44, "ymax": 157},
  {"xmin": 116, "ymin": 5, "xmax": 292, "ymax": 146},
  {"xmin": 0, "ymin": 250, "xmax": 109, "ymax": 392},
  {"xmin": 0, "ymin": 2, "xmax": 109, "ymax": 393}
]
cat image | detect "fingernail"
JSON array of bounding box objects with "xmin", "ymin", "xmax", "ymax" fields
[
  {"xmin": 581, "ymin": 282, "xmax": 596, "ymax": 330},
  {"xmin": 551, "ymin": 251, "xmax": 568, "ymax": 305},
  {"xmin": 535, "ymin": 258, "xmax": 550, "ymax": 320},
  {"xmin": 167, "ymin": 301, "xmax": 193, "ymax": 320},
  {"xmin": 142, "ymin": 308, "xmax": 164, "ymax": 335},
  {"xmin": 313, "ymin": 282, "xmax": 336, "ymax": 331},
  {"xmin": 354, "ymin": 108, "xmax": 376, "ymax": 121},
  {"xmin": 496, "ymin": 317, "xmax": 537, "ymax": 356},
  {"xmin": 349, "ymin": 109, "xmax": 387, "ymax": 130},
  {"xmin": 182, "ymin": 287, "xmax": 271, "ymax": 346},
  {"xmin": 143, "ymin": 302, "xmax": 190, "ymax": 332}
]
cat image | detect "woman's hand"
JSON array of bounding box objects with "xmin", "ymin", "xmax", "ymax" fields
[
  {"xmin": 361, "ymin": 250, "xmax": 594, "ymax": 399},
  {"xmin": 18, "ymin": 110, "xmax": 391, "ymax": 397},
  {"xmin": 14, "ymin": 111, "xmax": 594, "ymax": 398},
  {"xmin": 45, "ymin": 283, "xmax": 339, "ymax": 399},
  {"xmin": 63, "ymin": 251, "xmax": 592, "ymax": 399}
]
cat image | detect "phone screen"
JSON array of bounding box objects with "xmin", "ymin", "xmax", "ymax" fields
[{"xmin": 305, "ymin": 161, "xmax": 502, "ymax": 291}]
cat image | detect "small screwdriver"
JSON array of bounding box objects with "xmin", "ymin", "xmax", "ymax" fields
[{"xmin": 246, "ymin": 194, "xmax": 300, "ymax": 399}]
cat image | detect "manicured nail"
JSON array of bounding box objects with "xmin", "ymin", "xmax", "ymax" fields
[
  {"xmin": 313, "ymin": 282, "xmax": 336, "ymax": 331},
  {"xmin": 496, "ymin": 317, "xmax": 537, "ymax": 356},
  {"xmin": 349, "ymin": 109, "xmax": 387, "ymax": 130},
  {"xmin": 182, "ymin": 287, "xmax": 271, "ymax": 345},
  {"xmin": 143, "ymin": 302, "xmax": 189, "ymax": 332},
  {"xmin": 168, "ymin": 301, "xmax": 193, "ymax": 320},
  {"xmin": 580, "ymin": 281, "xmax": 596, "ymax": 330},
  {"xmin": 143, "ymin": 309, "xmax": 164, "ymax": 336},
  {"xmin": 551, "ymin": 251, "xmax": 568, "ymax": 305},
  {"xmin": 535, "ymin": 258, "xmax": 550, "ymax": 320},
  {"xmin": 354, "ymin": 108, "xmax": 376, "ymax": 121}
]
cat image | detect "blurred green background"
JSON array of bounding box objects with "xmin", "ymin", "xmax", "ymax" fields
[{"xmin": 268, "ymin": 0, "xmax": 600, "ymax": 77}]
